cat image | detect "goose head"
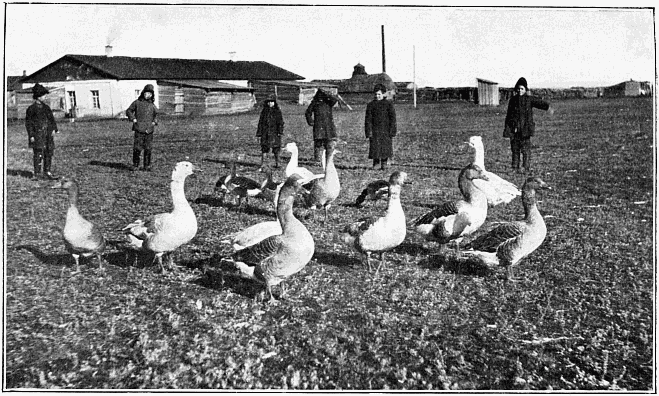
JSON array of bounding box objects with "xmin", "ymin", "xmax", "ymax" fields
[
  {"xmin": 172, "ymin": 161, "xmax": 200, "ymax": 181},
  {"xmin": 283, "ymin": 142, "xmax": 299, "ymax": 154},
  {"xmin": 461, "ymin": 164, "xmax": 489, "ymax": 182},
  {"xmin": 388, "ymin": 171, "xmax": 408, "ymax": 186},
  {"xmin": 523, "ymin": 177, "xmax": 550, "ymax": 192}
]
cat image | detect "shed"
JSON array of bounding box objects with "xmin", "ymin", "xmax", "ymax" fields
[
  {"xmin": 251, "ymin": 80, "xmax": 338, "ymax": 105},
  {"xmin": 476, "ymin": 78, "xmax": 499, "ymax": 106},
  {"xmin": 158, "ymin": 79, "xmax": 255, "ymax": 116},
  {"xmin": 603, "ymin": 79, "xmax": 652, "ymax": 98}
]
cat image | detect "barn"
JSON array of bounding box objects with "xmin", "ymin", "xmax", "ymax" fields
[
  {"xmin": 313, "ymin": 63, "xmax": 397, "ymax": 104},
  {"xmin": 476, "ymin": 78, "xmax": 499, "ymax": 106},
  {"xmin": 603, "ymin": 79, "xmax": 653, "ymax": 98},
  {"xmin": 12, "ymin": 52, "xmax": 304, "ymax": 119}
]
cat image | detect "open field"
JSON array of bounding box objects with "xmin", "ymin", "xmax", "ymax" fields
[{"xmin": 4, "ymin": 97, "xmax": 655, "ymax": 390}]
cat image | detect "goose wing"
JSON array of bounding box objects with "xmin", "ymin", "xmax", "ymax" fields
[
  {"xmin": 473, "ymin": 170, "xmax": 521, "ymax": 206},
  {"xmin": 413, "ymin": 201, "xmax": 460, "ymax": 226},
  {"xmin": 232, "ymin": 234, "xmax": 283, "ymax": 266},
  {"xmin": 222, "ymin": 221, "xmax": 282, "ymax": 251},
  {"xmin": 465, "ymin": 222, "xmax": 524, "ymax": 252}
]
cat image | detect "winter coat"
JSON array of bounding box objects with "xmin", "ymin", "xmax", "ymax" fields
[
  {"xmin": 503, "ymin": 94, "xmax": 550, "ymax": 138},
  {"xmin": 256, "ymin": 101, "xmax": 284, "ymax": 148},
  {"xmin": 25, "ymin": 100, "xmax": 58, "ymax": 150},
  {"xmin": 365, "ymin": 98, "xmax": 397, "ymax": 159},
  {"xmin": 305, "ymin": 90, "xmax": 338, "ymax": 140},
  {"xmin": 126, "ymin": 90, "xmax": 158, "ymax": 134}
]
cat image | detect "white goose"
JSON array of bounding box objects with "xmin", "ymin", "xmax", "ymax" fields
[
  {"xmin": 340, "ymin": 171, "xmax": 407, "ymax": 274},
  {"xmin": 463, "ymin": 177, "xmax": 550, "ymax": 280},
  {"xmin": 411, "ymin": 163, "xmax": 489, "ymax": 255},
  {"xmin": 468, "ymin": 136, "xmax": 521, "ymax": 206},
  {"xmin": 304, "ymin": 146, "xmax": 341, "ymax": 222},
  {"xmin": 223, "ymin": 174, "xmax": 315, "ymax": 303},
  {"xmin": 52, "ymin": 178, "xmax": 106, "ymax": 272},
  {"xmin": 123, "ymin": 161, "xmax": 199, "ymax": 271},
  {"xmin": 283, "ymin": 142, "xmax": 324, "ymax": 182}
]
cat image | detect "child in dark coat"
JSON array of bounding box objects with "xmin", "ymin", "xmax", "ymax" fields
[
  {"xmin": 503, "ymin": 77, "xmax": 553, "ymax": 174},
  {"xmin": 305, "ymin": 89, "xmax": 338, "ymax": 165},
  {"xmin": 25, "ymin": 83, "xmax": 59, "ymax": 180},
  {"xmin": 365, "ymin": 83, "xmax": 397, "ymax": 170},
  {"xmin": 256, "ymin": 96, "xmax": 284, "ymax": 170},
  {"xmin": 126, "ymin": 84, "xmax": 159, "ymax": 171}
]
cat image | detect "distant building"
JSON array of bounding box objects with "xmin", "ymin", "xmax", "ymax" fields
[
  {"xmin": 314, "ymin": 63, "xmax": 397, "ymax": 103},
  {"xmin": 251, "ymin": 80, "xmax": 338, "ymax": 106},
  {"xmin": 476, "ymin": 78, "xmax": 499, "ymax": 106},
  {"xmin": 6, "ymin": 71, "xmax": 27, "ymax": 120},
  {"xmin": 12, "ymin": 51, "xmax": 303, "ymax": 119},
  {"xmin": 604, "ymin": 79, "xmax": 653, "ymax": 98}
]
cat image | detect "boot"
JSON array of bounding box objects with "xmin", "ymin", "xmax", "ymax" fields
[
  {"xmin": 32, "ymin": 151, "xmax": 43, "ymax": 180},
  {"xmin": 43, "ymin": 154, "xmax": 58, "ymax": 180},
  {"xmin": 521, "ymin": 151, "xmax": 531, "ymax": 174},
  {"xmin": 511, "ymin": 151, "xmax": 520, "ymax": 172},
  {"xmin": 372, "ymin": 159, "xmax": 381, "ymax": 169},
  {"xmin": 259, "ymin": 153, "xmax": 267, "ymax": 172},
  {"xmin": 380, "ymin": 158, "xmax": 389, "ymax": 171},
  {"xmin": 132, "ymin": 149, "xmax": 141, "ymax": 171},
  {"xmin": 143, "ymin": 150, "xmax": 152, "ymax": 171},
  {"xmin": 273, "ymin": 152, "xmax": 280, "ymax": 169}
]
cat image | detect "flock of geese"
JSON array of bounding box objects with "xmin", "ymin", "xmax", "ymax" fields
[{"xmin": 50, "ymin": 136, "xmax": 550, "ymax": 303}]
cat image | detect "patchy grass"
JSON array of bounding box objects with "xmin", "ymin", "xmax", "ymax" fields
[{"xmin": 4, "ymin": 97, "xmax": 654, "ymax": 390}]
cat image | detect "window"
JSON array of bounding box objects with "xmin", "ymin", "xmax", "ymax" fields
[
  {"xmin": 91, "ymin": 90, "xmax": 100, "ymax": 109},
  {"xmin": 67, "ymin": 91, "xmax": 77, "ymax": 109}
]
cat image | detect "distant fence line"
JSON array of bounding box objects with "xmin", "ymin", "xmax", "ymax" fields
[{"xmin": 394, "ymin": 86, "xmax": 612, "ymax": 103}]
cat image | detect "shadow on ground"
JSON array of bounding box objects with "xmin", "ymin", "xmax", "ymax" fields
[
  {"xmin": 89, "ymin": 160, "xmax": 135, "ymax": 171},
  {"xmin": 6, "ymin": 169, "xmax": 34, "ymax": 179}
]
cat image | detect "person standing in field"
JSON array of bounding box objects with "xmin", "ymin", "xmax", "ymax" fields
[
  {"xmin": 256, "ymin": 95, "xmax": 285, "ymax": 170},
  {"xmin": 365, "ymin": 83, "xmax": 397, "ymax": 170},
  {"xmin": 126, "ymin": 84, "xmax": 159, "ymax": 171},
  {"xmin": 503, "ymin": 77, "xmax": 554, "ymax": 174},
  {"xmin": 25, "ymin": 83, "xmax": 59, "ymax": 180},
  {"xmin": 305, "ymin": 88, "xmax": 338, "ymax": 165}
]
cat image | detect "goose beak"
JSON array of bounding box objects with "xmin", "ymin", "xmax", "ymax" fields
[{"xmin": 193, "ymin": 165, "xmax": 203, "ymax": 172}]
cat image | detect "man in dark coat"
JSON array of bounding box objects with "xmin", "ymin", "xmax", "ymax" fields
[
  {"xmin": 305, "ymin": 88, "xmax": 338, "ymax": 164},
  {"xmin": 126, "ymin": 84, "xmax": 159, "ymax": 171},
  {"xmin": 256, "ymin": 96, "xmax": 285, "ymax": 169},
  {"xmin": 365, "ymin": 83, "xmax": 397, "ymax": 170},
  {"xmin": 503, "ymin": 77, "xmax": 553, "ymax": 173},
  {"xmin": 25, "ymin": 83, "xmax": 59, "ymax": 180}
]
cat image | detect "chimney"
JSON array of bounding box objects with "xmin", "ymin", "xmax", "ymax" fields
[
  {"xmin": 229, "ymin": 51, "xmax": 237, "ymax": 62},
  {"xmin": 105, "ymin": 45, "xmax": 113, "ymax": 57},
  {"xmin": 22, "ymin": 70, "xmax": 26, "ymax": 77}
]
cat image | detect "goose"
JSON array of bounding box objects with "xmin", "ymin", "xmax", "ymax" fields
[
  {"xmin": 355, "ymin": 179, "xmax": 389, "ymax": 207},
  {"xmin": 215, "ymin": 160, "xmax": 262, "ymax": 208},
  {"xmin": 339, "ymin": 171, "xmax": 407, "ymax": 274},
  {"xmin": 463, "ymin": 177, "xmax": 550, "ymax": 280},
  {"xmin": 52, "ymin": 178, "xmax": 106, "ymax": 272},
  {"xmin": 220, "ymin": 221, "xmax": 281, "ymax": 252},
  {"xmin": 411, "ymin": 163, "xmax": 489, "ymax": 255},
  {"xmin": 304, "ymin": 146, "xmax": 342, "ymax": 222},
  {"xmin": 468, "ymin": 135, "xmax": 521, "ymax": 206},
  {"xmin": 283, "ymin": 142, "xmax": 324, "ymax": 182},
  {"xmin": 122, "ymin": 161, "xmax": 199, "ymax": 271},
  {"xmin": 223, "ymin": 174, "xmax": 315, "ymax": 303},
  {"xmin": 256, "ymin": 166, "xmax": 283, "ymax": 206}
]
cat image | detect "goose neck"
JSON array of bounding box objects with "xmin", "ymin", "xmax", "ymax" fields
[
  {"xmin": 170, "ymin": 178, "xmax": 189, "ymax": 209},
  {"xmin": 473, "ymin": 145, "xmax": 485, "ymax": 169}
]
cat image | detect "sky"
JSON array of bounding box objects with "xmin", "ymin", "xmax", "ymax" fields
[{"xmin": 3, "ymin": 3, "xmax": 656, "ymax": 88}]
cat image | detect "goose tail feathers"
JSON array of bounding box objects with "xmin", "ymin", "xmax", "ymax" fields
[{"xmin": 462, "ymin": 249, "xmax": 499, "ymax": 267}]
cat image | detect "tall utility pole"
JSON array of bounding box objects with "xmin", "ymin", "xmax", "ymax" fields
[
  {"xmin": 381, "ymin": 25, "xmax": 386, "ymax": 73},
  {"xmin": 413, "ymin": 45, "xmax": 417, "ymax": 109}
]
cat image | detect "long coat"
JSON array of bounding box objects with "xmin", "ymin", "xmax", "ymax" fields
[
  {"xmin": 503, "ymin": 94, "xmax": 550, "ymax": 138},
  {"xmin": 25, "ymin": 100, "xmax": 58, "ymax": 150},
  {"xmin": 256, "ymin": 102, "xmax": 284, "ymax": 148},
  {"xmin": 126, "ymin": 98, "xmax": 158, "ymax": 134},
  {"xmin": 305, "ymin": 90, "xmax": 337, "ymax": 140},
  {"xmin": 365, "ymin": 98, "xmax": 397, "ymax": 159}
]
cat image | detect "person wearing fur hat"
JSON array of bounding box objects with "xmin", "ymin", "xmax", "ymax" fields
[
  {"xmin": 365, "ymin": 83, "xmax": 397, "ymax": 170},
  {"xmin": 126, "ymin": 84, "xmax": 159, "ymax": 171},
  {"xmin": 25, "ymin": 83, "xmax": 59, "ymax": 180},
  {"xmin": 503, "ymin": 77, "xmax": 554, "ymax": 174},
  {"xmin": 305, "ymin": 88, "xmax": 338, "ymax": 165},
  {"xmin": 256, "ymin": 95, "xmax": 285, "ymax": 170}
]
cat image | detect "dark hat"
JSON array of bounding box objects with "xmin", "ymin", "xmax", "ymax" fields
[
  {"xmin": 142, "ymin": 84, "xmax": 155, "ymax": 94},
  {"xmin": 514, "ymin": 77, "xmax": 528, "ymax": 90},
  {"xmin": 373, "ymin": 83, "xmax": 387, "ymax": 93},
  {"xmin": 265, "ymin": 94, "xmax": 277, "ymax": 102},
  {"xmin": 32, "ymin": 83, "xmax": 49, "ymax": 98}
]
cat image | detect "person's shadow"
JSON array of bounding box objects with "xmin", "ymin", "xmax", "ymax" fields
[
  {"xmin": 6, "ymin": 169, "xmax": 34, "ymax": 178},
  {"xmin": 89, "ymin": 160, "xmax": 134, "ymax": 171}
]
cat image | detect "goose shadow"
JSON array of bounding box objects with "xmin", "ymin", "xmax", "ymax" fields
[
  {"xmin": 89, "ymin": 160, "xmax": 135, "ymax": 171},
  {"xmin": 312, "ymin": 251, "xmax": 361, "ymax": 268},
  {"xmin": 418, "ymin": 253, "xmax": 493, "ymax": 277},
  {"xmin": 202, "ymin": 157, "xmax": 260, "ymax": 170},
  {"xmin": 194, "ymin": 195, "xmax": 276, "ymax": 217},
  {"xmin": 187, "ymin": 254, "xmax": 265, "ymax": 299},
  {"xmin": 7, "ymin": 169, "xmax": 34, "ymax": 178},
  {"xmin": 13, "ymin": 243, "xmax": 132, "ymax": 270}
]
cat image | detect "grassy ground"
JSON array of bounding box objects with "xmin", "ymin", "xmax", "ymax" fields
[{"xmin": 4, "ymin": 97, "xmax": 654, "ymax": 390}]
